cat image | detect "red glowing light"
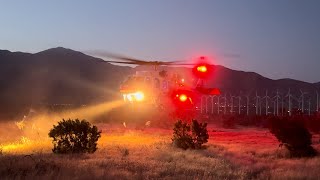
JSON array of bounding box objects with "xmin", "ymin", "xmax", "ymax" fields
[
  {"xmin": 193, "ymin": 63, "xmax": 211, "ymax": 79},
  {"xmin": 171, "ymin": 89, "xmax": 195, "ymax": 109},
  {"xmin": 179, "ymin": 94, "xmax": 188, "ymax": 102},
  {"xmin": 196, "ymin": 65, "xmax": 207, "ymax": 73},
  {"xmin": 209, "ymin": 88, "xmax": 221, "ymax": 95}
]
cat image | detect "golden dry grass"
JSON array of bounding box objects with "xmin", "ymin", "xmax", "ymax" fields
[{"xmin": 0, "ymin": 123, "xmax": 320, "ymax": 180}]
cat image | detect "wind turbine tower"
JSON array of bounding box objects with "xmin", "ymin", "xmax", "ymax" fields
[
  {"xmin": 263, "ymin": 90, "xmax": 270, "ymax": 115},
  {"xmin": 286, "ymin": 89, "xmax": 292, "ymax": 116},
  {"xmin": 217, "ymin": 95, "xmax": 220, "ymax": 114},
  {"xmin": 275, "ymin": 90, "xmax": 280, "ymax": 116},
  {"xmin": 255, "ymin": 91, "xmax": 260, "ymax": 115},
  {"xmin": 300, "ymin": 90, "xmax": 307, "ymax": 114},
  {"xmin": 238, "ymin": 96, "xmax": 241, "ymax": 115},
  {"xmin": 246, "ymin": 95, "xmax": 250, "ymax": 115}
]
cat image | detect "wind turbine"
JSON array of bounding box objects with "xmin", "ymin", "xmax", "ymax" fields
[
  {"xmin": 286, "ymin": 89, "xmax": 293, "ymax": 116},
  {"xmin": 259, "ymin": 97, "xmax": 262, "ymax": 115},
  {"xmin": 262, "ymin": 90, "xmax": 270, "ymax": 115},
  {"xmin": 299, "ymin": 89, "xmax": 308, "ymax": 114},
  {"xmin": 230, "ymin": 95, "xmax": 236, "ymax": 114},
  {"xmin": 308, "ymin": 99, "xmax": 311, "ymax": 116},
  {"xmin": 274, "ymin": 90, "xmax": 281, "ymax": 116},
  {"xmin": 271, "ymin": 90, "xmax": 281, "ymax": 116},
  {"xmin": 246, "ymin": 94, "xmax": 250, "ymax": 116},
  {"xmin": 255, "ymin": 91, "xmax": 260, "ymax": 115},
  {"xmin": 272, "ymin": 100, "xmax": 276, "ymax": 115},
  {"xmin": 206, "ymin": 96, "xmax": 209, "ymax": 114},
  {"xmin": 222, "ymin": 94, "xmax": 227, "ymax": 114},
  {"xmin": 237, "ymin": 96, "xmax": 241, "ymax": 115},
  {"xmin": 211, "ymin": 95, "xmax": 216, "ymax": 114},
  {"xmin": 217, "ymin": 95, "xmax": 221, "ymax": 114}
]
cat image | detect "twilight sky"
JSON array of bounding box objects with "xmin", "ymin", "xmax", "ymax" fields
[{"xmin": 0, "ymin": 0, "xmax": 319, "ymax": 82}]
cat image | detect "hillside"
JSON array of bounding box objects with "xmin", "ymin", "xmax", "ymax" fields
[
  {"xmin": 0, "ymin": 47, "xmax": 132, "ymax": 119},
  {"xmin": 0, "ymin": 47, "xmax": 319, "ymax": 119}
]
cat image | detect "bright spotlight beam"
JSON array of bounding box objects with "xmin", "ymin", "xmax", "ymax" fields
[{"xmin": 60, "ymin": 100, "xmax": 125, "ymax": 120}]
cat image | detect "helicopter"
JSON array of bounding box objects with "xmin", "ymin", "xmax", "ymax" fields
[{"xmin": 102, "ymin": 53, "xmax": 221, "ymax": 120}]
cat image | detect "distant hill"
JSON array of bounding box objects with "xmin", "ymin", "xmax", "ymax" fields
[
  {"xmin": 0, "ymin": 47, "xmax": 319, "ymax": 119},
  {"xmin": 0, "ymin": 47, "xmax": 132, "ymax": 119}
]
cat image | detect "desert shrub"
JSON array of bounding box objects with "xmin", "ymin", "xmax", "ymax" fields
[
  {"xmin": 191, "ymin": 120, "xmax": 209, "ymax": 148},
  {"xmin": 172, "ymin": 120, "xmax": 193, "ymax": 149},
  {"xmin": 172, "ymin": 120, "xmax": 209, "ymax": 149},
  {"xmin": 268, "ymin": 116, "xmax": 317, "ymax": 158},
  {"xmin": 48, "ymin": 119, "xmax": 101, "ymax": 154}
]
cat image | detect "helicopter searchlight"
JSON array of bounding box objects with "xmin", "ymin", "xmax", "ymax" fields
[{"xmin": 123, "ymin": 91, "xmax": 145, "ymax": 102}]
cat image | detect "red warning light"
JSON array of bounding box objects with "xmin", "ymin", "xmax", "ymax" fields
[
  {"xmin": 171, "ymin": 89, "xmax": 195, "ymax": 109},
  {"xmin": 179, "ymin": 94, "xmax": 188, "ymax": 102},
  {"xmin": 191, "ymin": 56, "xmax": 212, "ymax": 78},
  {"xmin": 193, "ymin": 64, "xmax": 211, "ymax": 79},
  {"xmin": 196, "ymin": 65, "xmax": 207, "ymax": 73}
]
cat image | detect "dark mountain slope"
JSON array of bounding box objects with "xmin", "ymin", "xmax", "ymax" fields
[
  {"xmin": 0, "ymin": 47, "xmax": 318, "ymax": 119},
  {"xmin": 0, "ymin": 47, "xmax": 132, "ymax": 119}
]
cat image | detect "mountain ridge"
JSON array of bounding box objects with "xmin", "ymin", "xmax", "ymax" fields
[{"xmin": 0, "ymin": 47, "xmax": 319, "ymax": 119}]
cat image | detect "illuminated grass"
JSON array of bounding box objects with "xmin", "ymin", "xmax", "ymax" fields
[
  {"xmin": 0, "ymin": 136, "xmax": 51, "ymax": 154},
  {"xmin": 0, "ymin": 125, "xmax": 319, "ymax": 179}
]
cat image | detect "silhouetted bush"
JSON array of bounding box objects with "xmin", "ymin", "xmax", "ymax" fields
[
  {"xmin": 268, "ymin": 116, "xmax": 317, "ymax": 158},
  {"xmin": 172, "ymin": 120, "xmax": 193, "ymax": 149},
  {"xmin": 172, "ymin": 120, "xmax": 209, "ymax": 149},
  {"xmin": 49, "ymin": 119, "xmax": 101, "ymax": 154},
  {"xmin": 191, "ymin": 120, "xmax": 209, "ymax": 149}
]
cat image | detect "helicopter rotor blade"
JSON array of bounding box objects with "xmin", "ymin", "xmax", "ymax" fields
[
  {"xmin": 104, "ymin": 61, "xmax": 204, "ymax": 66},
  {"xmin": 89, "ymin": 50, "xmax": 193, "ymax": 65},
  {"xmin": 163, "ymin": 60, "xmax": 189, "ymax": 64},
  {"xmin": 106, "ymin": 54, "xmax": 190, "ymax": 65},
  {"xmin": 104, "ymin": 60, "xmax": 184, "ymax": 66},
  {"xmin": 96, "ymin": 52, "xmax": 150, "ymax": 64},
  {"xmin": 164, "ymin": 63, "xmax": 198, "ymax": 66},
  {"xmin": 89, "ymin": 50, "xmax": 211, "ymax": 66},
  {"xmin": 104, "ymin": 61, "xmax": 139, "ymax": 65}
]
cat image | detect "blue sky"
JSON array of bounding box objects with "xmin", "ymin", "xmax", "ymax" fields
[{"xmin": 0, "ymin": 0, "xmax": 319, "ymax": 82}]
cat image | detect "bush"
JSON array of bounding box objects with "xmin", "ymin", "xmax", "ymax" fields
[
  {"xmin": 172, "ymin": 120, "xmax": 209, "ymax": 149},
  {"xmin": 172, "ymin": 120, "xmax": 193, "ymax": 149},
  {"xmin": 48, "ymin": 119, "xmax": 101, "ymax": 154},
  {"xmin": 269, "ymin": 116, "xmax": 317, "ymax": 158}
]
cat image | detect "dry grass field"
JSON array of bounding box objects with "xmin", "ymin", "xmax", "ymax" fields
[{"xmin": 0, "ymin": 122, "xmax": 320, "ymax": 180}]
